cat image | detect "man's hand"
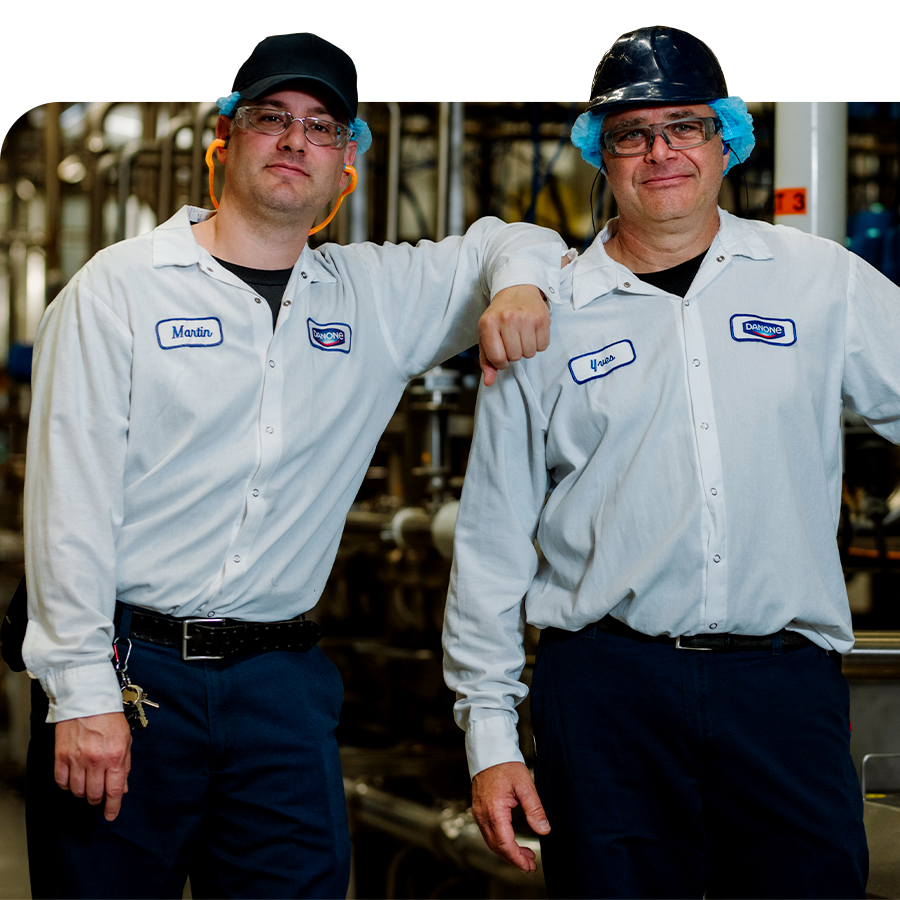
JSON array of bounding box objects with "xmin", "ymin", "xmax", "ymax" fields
[
  {"xmin": 478, "ymin": 286, "xmax": 550, "ymax": 387},
  {"xmin": 478, "ymin": 254, "xmax": 571, "ymax": 386},
  {"xmin": 55, "ymin": 712, "xmax": 132, "ymax": 821},
  {"xmin": 471, "ymin": 761, "xmax": 550, "ymax": 873}
]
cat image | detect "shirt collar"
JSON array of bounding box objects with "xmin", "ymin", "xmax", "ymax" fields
[
  {"xmin": 571, "ymin": 207, "xmax": 774, "ymax": 309},
  {"xmin": 150, "ymin": 205, "xmax": 336, "ymax": 285}
]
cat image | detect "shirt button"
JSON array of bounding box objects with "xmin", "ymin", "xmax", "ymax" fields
[
  {"xmin": 623, "ymin": 281, "xmax": 631, "ymax": 288},
  {"xmin": 710, "ymin": 488, "xmax": 718, "ymax": 496},
  {"xmin": 713, "ymin": 554, "xmax": 721, "ymax": 563},
  {"xmin": 269, "ymin": 360, "xmax": 275, "ymax": 368},
  {"xmin": 692, "ymin": 359, "xmax": 700, "ymax": 367},
  {"xmin": 208, "ymin": 611, "xmax": 217, "ymax": 618},
  {"xmin": 709, "ymin": 623, "xmax": 718, "ymax": 630},
  {"xmin": 266, "ymin": 426, "xmax": 274, "ymax": 434},
  {"xmin": 301, "ymin": 271, "xmax": 308, "ymax": 279},
  {"xmin": 254, "ymin": 297, "xmax": 262, "ymax": 304},
  {"xmin": 252, "ymin": 489, "xmax": 259, "ymax": 497},
  {"xmin": 283, "ymin": 300, "xmax": 291, "ymax": 307},
  {"xmin": 684, "ymin": 299, "xmax": 690, "ymax": 306},
  {"xmin": 206, "ymin": 266, "xmax": 214, "ymax": 273},
  {"xmin": 233, "ymin": 555, "xmax": 241, "ymax": 563},
  {"xmin": 716, "ymin": 255, "xmax": 725, "ymax": 262},
  {"xmin": 700, "ymin": 422, "xmax": 709, "ymax": 430},
  {"xmin": 548, "ymin": 286, "xmax": 555, "ymax": 294}
]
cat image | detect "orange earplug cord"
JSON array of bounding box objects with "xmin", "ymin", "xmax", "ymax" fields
[{"xmin": 205, "ymin": 138, "xmax": 357, "ymax": 236}]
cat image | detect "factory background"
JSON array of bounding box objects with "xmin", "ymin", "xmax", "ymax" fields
[{"xmin": 0, "ymin": 94, "xmax": 898, "ymax": 898}]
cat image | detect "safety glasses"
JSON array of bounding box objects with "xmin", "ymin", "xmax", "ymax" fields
[
  {"xmin": 234, "ymin": 106, "xmax": 349, "ymax": 148},
  {"xmin": 601, "ymin": 116, "xmax": 722, "ymax": 157}
]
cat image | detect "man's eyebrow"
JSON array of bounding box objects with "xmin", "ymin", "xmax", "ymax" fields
[
  {"xmin": 606, "ymin": 109, "xmax": 701, "ymax": 130},
  {"xmin": 256, "ymin": 98, "xmax": 337, "ymax": 119}
]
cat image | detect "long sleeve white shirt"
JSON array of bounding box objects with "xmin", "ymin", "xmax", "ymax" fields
[
  {"xmin": 23, "ymin": 206, "xmax": 566, "ymax": 722},
  {"xmin": 443, "ymin": 209, "xmax": 900, "ymax": 778}
]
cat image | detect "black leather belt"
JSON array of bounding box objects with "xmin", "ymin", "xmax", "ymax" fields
[
  {"xmin": 115, "ymin": 602, "xmax": 323, "ymax": 661},
  {"xmin": 546, "ymin": 615, "xmax": 816, "ymax": 653}
]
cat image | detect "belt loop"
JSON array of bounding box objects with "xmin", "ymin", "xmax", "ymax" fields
[
  {"xmin": 115, "ymin": 602, "xmax": 133, "ymax": 640},
  {"xmin": 585, "ymin": 625, "xmax": 596, "ymax": 640},
  {"xmin": 772, "ymin": 632, "xmax": 783, "ymax": 656}
]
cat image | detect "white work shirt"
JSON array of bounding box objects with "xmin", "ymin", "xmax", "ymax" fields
[
  {"xmin": 443, "ymin": 209, "xmax": 900, "ymax": 778},
  {"xmin": 23, "ymin": 206, "xmax": 566, "ymax": 722}
]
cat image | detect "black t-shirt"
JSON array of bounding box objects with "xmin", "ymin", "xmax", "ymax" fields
[
  {"xmin": 214, "ymin": 258, "xmax": 293, "ymax": 329},
  {"xmin": 634, "ymin": 249, "xmax": 708, "ymax": 298}
]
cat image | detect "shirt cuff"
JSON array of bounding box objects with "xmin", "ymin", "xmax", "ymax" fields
[
  {"xmin": 36, "ymin": 662, "xmax": 124, "ymax": 723},
  {"xmin": 465, "ymin": 714, "xmax": 526, "ymax": 780},
  {"xmin": 488, "ymin": 245, "xmax": 566, "ymax": 304}
]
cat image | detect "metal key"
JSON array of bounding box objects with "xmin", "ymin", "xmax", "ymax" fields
[{"xmin": 121, "ymin": 682, "xmax": 159, "ymax": 729}]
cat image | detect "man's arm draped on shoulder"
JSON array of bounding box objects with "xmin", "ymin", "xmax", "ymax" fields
[
  {"xmin": 346, "ymin": 217, "xmax": 568, "ymax": 381},
  {"xmin": 442, "ymin": 356, "xmax": 553, "ymax": 871}
]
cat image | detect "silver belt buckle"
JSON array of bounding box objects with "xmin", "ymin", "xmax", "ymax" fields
[
  {"xmin": 182, "ymin": 617, "xmax": 226, "ymax": 660},
  {"xmin": 675, "ymin": 635, "xmax": 713, "ymax": 651}
]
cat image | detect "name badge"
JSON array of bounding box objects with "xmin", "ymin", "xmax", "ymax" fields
[
  {"xmin": 569, "ymin": 340, "xmax": 636, "ymax": 384},
  {"xmin": 156, "ymin": 317, "xmax": 223, "ymax": 349},
  {"xmin": 730, "ymin": 314, "xmax": 797, "ymax": 346},
  {"xmin": 308, "ymin": 318, "xmax": 351, "ymax": 353}
]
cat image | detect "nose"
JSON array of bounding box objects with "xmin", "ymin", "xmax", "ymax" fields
[
  {"xmin": 646, "ymin": 128, "xmax": 676, "ymax": 161},
  {"xmin": 277, "ymin": 119, "xmax": 309, "ymax": 152}
]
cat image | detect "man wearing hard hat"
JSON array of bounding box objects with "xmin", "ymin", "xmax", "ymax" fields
[
  {"xmin": 21, "ymin": 32, "xmax": 566, "ymax": 900},
  {"xmin": 444, "ymin": 25, "xmax": 892, "ymax": 898}
]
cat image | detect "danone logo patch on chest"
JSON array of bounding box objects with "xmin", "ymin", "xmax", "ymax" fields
[
  {"xmin": 156, "ymin": 317, "xmax": 223, "ymax": 349},
  {"xmin": 730, "ymin": 314, "xmax": 797, "ymax": 346},
  {"xmin": 568, "ymin": 340, "xmax": 636, "ymax": 384},
  {"xmin": 307, "ymin": 318, "xmax": 351, "ymax": 353}
]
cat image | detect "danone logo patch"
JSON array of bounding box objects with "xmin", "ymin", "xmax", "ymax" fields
[
  {"xmin": 307, "ymin": 318, "xmax": 351, "ymax": 353},
  {"xmin": 730, "ymin": 314, "xmax": 797, "ymax": 346},
  {"xmin": 569, "ymin": 340, "xmax": 636, "ymax": 384},
  {"xmin": 156, "ymin": 317, "xmax": 223, "ymax": 349}
]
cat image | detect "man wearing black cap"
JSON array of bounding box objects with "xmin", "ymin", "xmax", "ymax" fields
[
  {"xmin": 443, "ymin": 25, "xmax": 894, "ymax": 899},
  {"xmin": 22, "ymin": 32, "xmax": 566, "ymax": 899}
]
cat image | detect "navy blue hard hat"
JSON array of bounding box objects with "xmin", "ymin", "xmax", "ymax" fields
[
  {"xmin": 232, "ymin": 33, "xmax": 358, "ymax": 120},
  {"xmin": 587, "ymin": 26, "xmax": 728, "ymax": 115}
]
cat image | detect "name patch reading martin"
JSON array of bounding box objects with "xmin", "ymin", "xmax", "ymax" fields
[
  {"xmin": 308, "ymin": 318, "xmax": 351, "ymax": 353},
  {"xmin": 156, "ymin": 317, "xmax": 223, "ymax": 349},
  {"xmin": 730, "ymin": 314, "xmax": 797, "ymax": 346},
  {"xmin": 568, "ymin": 340, "xmax": 636, "ymax": 384}
]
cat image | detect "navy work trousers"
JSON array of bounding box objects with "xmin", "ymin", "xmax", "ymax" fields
[
  {"xmin": 26, "ymin": 638, "xmax": 350, "ymax": 899},
  {"xmin": 530, "ymin": 625, "xmax": 868, "ymax": 899}
]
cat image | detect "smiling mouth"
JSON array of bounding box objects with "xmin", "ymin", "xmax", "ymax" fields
[
  {"xmin": 643, "ymin": 173, "xmax": 690, "ymax": 185},
  {"xmin": 268, "ymin": 162, "xmax": 308, "ymax": 176}
]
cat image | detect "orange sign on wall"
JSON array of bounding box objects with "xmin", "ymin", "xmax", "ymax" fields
[{"xmin": 774, "ymin": 188, "xmax": 807, "ymax": 216}]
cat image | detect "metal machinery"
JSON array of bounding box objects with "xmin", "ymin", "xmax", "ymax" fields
[{"xmin": 2, "ymin": 100, "xmax": 900, "ymax": 898}]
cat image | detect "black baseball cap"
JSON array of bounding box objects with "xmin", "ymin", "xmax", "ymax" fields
[{"xmin": 232, "ymin": 33, "xmax": 358, "ymax": 120}]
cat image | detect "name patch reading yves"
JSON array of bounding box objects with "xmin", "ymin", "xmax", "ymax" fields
[{"xmin": 569, "ymin": 340, "xmax": 636, "ymax": 384}]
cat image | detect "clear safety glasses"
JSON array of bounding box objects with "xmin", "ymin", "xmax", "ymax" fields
[
  {"xmin": 234, "ymin": 106, "xmax": 349, "ymax": 148},
  {"xmin": 601, "ymin": 115, "xmax": 723, "ymax": 157}
]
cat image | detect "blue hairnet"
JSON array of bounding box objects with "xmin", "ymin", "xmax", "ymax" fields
[
  {"xmin": 215, "ymin": 92, "xmax": 372, "ymax": 155},
  {"xmin": 571, "ymin": 109, "xmax": 606, "ymax": 169},
  {"xmin": 570, "ymin": 96, "xmax": 754, "ymax": 175},
  {"xmin": 217, "ymin": 91, "xmax": 242, "ymax": 116},
  {"xmin": 348, "ymin": 118, "xmax": 372, "ymax": 155},
  {"xmin": 709, "ymin": 97, "xmax": 754, "ymax": 173}
]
